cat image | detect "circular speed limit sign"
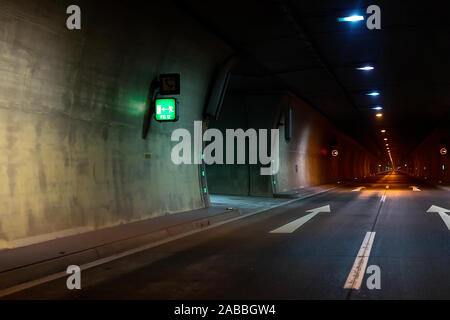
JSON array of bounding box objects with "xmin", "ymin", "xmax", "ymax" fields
[
  {"xmin": 331, "ymin": 150, "xmax": 339, "ymax": 157},
  {"xmin": 440, "ymin": 147, "xmax": 447, "ymax": 155}
]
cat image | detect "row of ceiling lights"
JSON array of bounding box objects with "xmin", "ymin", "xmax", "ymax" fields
[
  {"xmin": 339, "ymin": 13, "xmax": 393, "ymax": 166},
  {"xmin": 355, "ymin": 62, "xmax": 392, "ymax": 164}
]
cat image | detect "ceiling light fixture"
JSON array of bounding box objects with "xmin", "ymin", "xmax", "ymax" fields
[{"xmin": 338, "ymin": 15, "xmax": 364, "ymax": 22}]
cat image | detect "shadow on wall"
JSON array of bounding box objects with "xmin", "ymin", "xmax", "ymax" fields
[{"xmin": 206, "ymin": 91, "xmax": 379, "ymax": 197}]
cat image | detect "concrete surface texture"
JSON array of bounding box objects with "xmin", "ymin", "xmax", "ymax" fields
[
  {"xmin": 3, "ymin": 172, "xmax": 450, "ymax": 300},
  {"xmin": 0, "ymin": 0, "xmax": 232, "ymax": 248},
  {"xmin": 207, "ymin": 91, "xmax": 378, "ymax": 196}
]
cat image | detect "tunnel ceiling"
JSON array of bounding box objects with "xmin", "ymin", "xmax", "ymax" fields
[{"xmin": 179, "ymin": 0, "xmax": 450, "ymax": 163}]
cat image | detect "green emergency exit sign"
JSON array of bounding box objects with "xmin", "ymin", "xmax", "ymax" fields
[{"xmin": 155, "ymin": 98, "xmax": 178, "ymax": 122}]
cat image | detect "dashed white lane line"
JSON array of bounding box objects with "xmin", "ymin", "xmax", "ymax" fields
[
  {"xmin": 380, "ymin": 194, "xmax": 386, "ymax": 202},
  {"xmin": 344, "ymin": 231, "xmax": 376, "ymax": 290}
]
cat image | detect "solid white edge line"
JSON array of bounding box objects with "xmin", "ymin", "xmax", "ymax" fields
[{"xmin": 0, "ymin": 187, "xmax": 337, "ymax": 298}]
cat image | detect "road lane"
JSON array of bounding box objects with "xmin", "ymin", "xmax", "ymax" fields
[
  {"xmin": 3, "ymin": 172, "xmax": 450, "ymax": 300},
  {"xmin": 351, "ymin": 179, "xmax": 450, "ymax": 299}
]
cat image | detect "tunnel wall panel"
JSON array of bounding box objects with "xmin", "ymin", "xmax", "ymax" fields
[
  {"xmin": 207, "ymin": 91, "xmax": 378, "ymax": 196},
  {"xmin": 404, "ymin": 128, "xmax": 450, "ymax": 183},
  {"xmin": 0, "ymin": 0, "xmax": 232, "ymax": 248}
]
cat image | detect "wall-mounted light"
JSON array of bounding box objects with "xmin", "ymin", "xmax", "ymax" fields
[{"xmin": 376, "ymin": 113, "xmax": 383, "ymax": 118}]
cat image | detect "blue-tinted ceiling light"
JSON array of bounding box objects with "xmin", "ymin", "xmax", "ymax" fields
[
  {"xmin": 338, "ymin": 15, "xmax": 364, "ymax": 22},
  {"xmin": 372, "ymin": 106, "xmax": 383, "ymax": 110},
  {"xmin": 357, "ymin": 66, "xmax": 374, "ymax": 71},
  {"xmin": 366, "ymin": 91, "xmax": 380, "ymax": 96}
]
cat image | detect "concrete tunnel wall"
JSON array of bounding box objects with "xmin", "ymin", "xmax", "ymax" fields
[
  {"xmin": 0, "ymin": 0, "xmax": 233, "ymax": 248},
  {"xmin": 404, "ymin": 128, "xmax": 450, "ymax": 183},
  {"xmin": 206, "ymin": 91, "xmax": 379, "ymax": 196}
]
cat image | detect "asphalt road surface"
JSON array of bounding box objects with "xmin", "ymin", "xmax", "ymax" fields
[{"xmin": 4, "ymin": 172, "xmax": 450, "ymax": 300}]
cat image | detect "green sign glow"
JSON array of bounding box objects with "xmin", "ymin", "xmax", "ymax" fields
[{"xmin": 155, "ymin": 98, "xmax": 177, "ymax": 121}]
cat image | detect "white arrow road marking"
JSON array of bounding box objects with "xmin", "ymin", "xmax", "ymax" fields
[
  {"xmin": 344, "ymin": 231, "xmax": 376, "ymax": 290},
  {"xmin": 380, "ymin": 194, "xmax": 386, "ymax": 202},
  {"xmin": 409, "ymin": 186, "xmax": 421, "ymax": 192},
  {"xmin": 270, "ymin": 205, "xmax": 331, "ymax": 233},
  {"xmin": 352, "ymin": 187, "xmax": 366, "ymax": 192},
  {"xmin": 427, "ymin": 205, "xmax": 450, "ymax": 230}
]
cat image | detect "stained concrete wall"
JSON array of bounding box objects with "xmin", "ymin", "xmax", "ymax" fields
[
  {"xmin": 207, "ymin": 91, "xmax": 378, "ymax": 196},
  {"xmin": 0, "ymin": 0, "xmax": 232, "ymax": 248},
  {"xmin": 404, "ymin": 128, "xmax": 450, "ymax": 183}
]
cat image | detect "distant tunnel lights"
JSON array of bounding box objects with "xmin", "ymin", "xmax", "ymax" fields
[
  {"xmin": 367, "ymin": 91, "xmax": 380, "ymax": 96},
  {"xmin": 381, "ymin": 130, "xmax": 386, "ymax": 133},
  {"xmin": 338, "ymin": 15, "xmax": 364, "ymax": 22},
  {"xmin": 376, "ymin": 113, "xmax": 383, "ymax": 118},
  {"xmin": 372, "ymin": 106, "xmax": 383, "ymax": 110}
]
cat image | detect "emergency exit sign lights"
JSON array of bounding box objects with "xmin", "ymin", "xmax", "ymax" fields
[{"xmin": 155, "ymin": 98, "xmax": 178, "ymax": 122}]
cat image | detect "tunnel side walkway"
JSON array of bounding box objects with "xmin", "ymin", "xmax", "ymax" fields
[
  {"xmin": 210, "ymin": 184, "xmax": 336, "ymax": 214},
  {"xmin": 0, "ymin": 185, "xmax": 335, "ymax": 293},
  {"xmin": 0, "ymin": 206, "xmax": 240, "ymax": 291}
]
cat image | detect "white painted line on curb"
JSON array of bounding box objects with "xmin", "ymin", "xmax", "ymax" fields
[{"xmin": 344, "ymin": 231, "xmax": 376, "ymax": 290}]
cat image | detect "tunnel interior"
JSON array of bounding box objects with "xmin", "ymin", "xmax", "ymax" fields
[{"xmin": 0, "ymin": 0, "xmax": 449, "ymax": 254}]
